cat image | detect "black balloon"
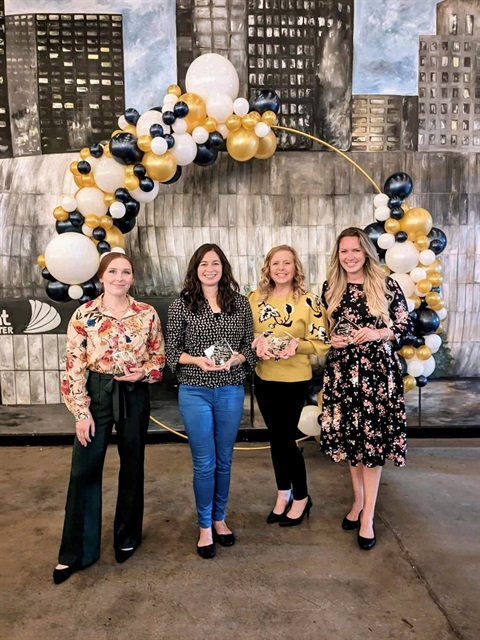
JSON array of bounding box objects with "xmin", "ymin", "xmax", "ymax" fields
[
  {"xmin": 92, "ymin": 227, "xmax": 106, "ymax": 241},
  {"xmin": 110, "ymin": 133, "xmax": 144, "ymax": 165},
  {"xmin": 149, "ymin": 123, "xmax": 164, "ymax": 138},
  {"xmin": 398, "ymin": 355, "xmax": 408, "ymax": 376},
  {"xmin": 395, "ymin": 231, "xmax": 408, "ymax": 243},
  {"xmin": 416, "ymin": 375, "xmax": 428, "ymax": 388},
  {"xmin": 173, "ymin": 101, "xmax": 189, "ymax": 118},
  {"xmin": 388, "ymin": 196, "xmax": 403, "ymax": 209},
  {"xmin": 114, "ymin": 217, "xmax": 137, "ymax": 233},
  {"xmin": 56, "ymin": 220, "xmax": 82, "ymax": 234},
  {"xmin": 124, "ymin": 107, "xmax": 140, "ymax": 125},
  {"xmin": 427, "ymin": 227, "xmax": 447, "ymax": 254},
  {"xmin": 151, "ymin": 106, "xmax": 163, "ymax": 113},
  {"xmin": 364, "ymin": 222, "xmax": 385, "ymax": 250},
  {"xmin": 409, "ymin": 310, "xmax": 418, "ymax": 323},
  {"xmin": 139, "ymin": 176, "xmax": 154, "ymax": 191},
  {"xmin": 249, "ymin": 89, "xmax": 280, "ymax": 114},
  {"xmin": 163, "ymin": 166, "xmax": 182, "ymax": 185},
  {"xmin": 209, "ymin": 131, "xmax": 225, "ymax": 149},
  {"xmin": 81, "ymin": 277, "xmax": 102, "ymax": 299},
  {"xmin": 389, "ymin": 207, "xmax": 404, "ymax": 220},
  {"xmin": 194, "ymin": 142, "xmax": 218, "ymax": 167},
  {"xmin": 77, "ymin": 160, "xmax": 91, "ymax": 175},
  {"xmin": 115, "ymin": 188, "xmax": 130, "ymax": 203},
  {"xmin": 90, "ymin": 143, "xmax": 103, "ymax": 158},
  {"xmin": 124, "ymin": 200, "xmax": 140, "ymax": 217},
  {"xmin": 162, "ymin": 110, "xmax": 176, "ymax": 125},
  {"xmin": 69, "ymin": 211, "xmax": 85, "ymax": 227},
  {"xmin": 383, "ymin": 173, "xmax": 413, "ymax": 200},
  {"xmin": 97, "ymin": 241, "xmax": 111, "ymax": 253},
  {"xmin": 163, "ymin": 134, "xmax": 175, "ymax": 148},
  {"xmin": 416, "ymin": 308, "xmax": 440, "ymax": 334},
  {"xmin": 41, "ymin": 267, "xmax": 56, "ymax": 282},
  {"xmin": 46, "ymin": 281, "xmax": 70, "ymax": 303},
  {"xmin": 133, "ymin": 163, "xmax": 147, "ymax": 179},
  {"xmin": 413, "ymin": 335, "xmax": 425, "ymax": 347}
]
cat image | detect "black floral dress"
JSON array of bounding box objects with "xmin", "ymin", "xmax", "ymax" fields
[{"xmin": 319, "ymin": 277, "xmax": 412, "ymax": 468}]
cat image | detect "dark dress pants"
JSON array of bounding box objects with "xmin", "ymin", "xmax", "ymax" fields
[{"xmin": 58, "ymin": 372, "xmax": 150, "ymax": 568}]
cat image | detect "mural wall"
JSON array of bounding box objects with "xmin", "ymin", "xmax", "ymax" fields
[{"xmin": 0, "ymin": 0, "xmax": 479, "ymax": 405}]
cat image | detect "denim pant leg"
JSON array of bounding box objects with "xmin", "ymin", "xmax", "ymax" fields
[
  {"xmin": 179, "ymin": 385, "xmax": 216, "ymax": 528},
  {"xmin": 212, "ymin": 385, "xmax": 244, "ymax": 522}
]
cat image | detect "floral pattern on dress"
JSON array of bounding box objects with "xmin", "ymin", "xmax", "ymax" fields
[{"xmin": 319, "ymin": 277, "xmax": 412, "ymax": 468}]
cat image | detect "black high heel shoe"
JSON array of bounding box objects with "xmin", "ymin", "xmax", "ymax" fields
[
  {"xmin": 357, "ymin": 513, "xmax": 376, "ymax": 550},
  {"xmin": 212, "ymin": 526, "xmax": 235, "ymax": 547},
  {"xmin": 266, "ymin": 497, "xmax": 293, "ymax": 524},
  {"xmin": 342, "ymin": 515, "xmax": 360, "ymax": 531},
  {"xmin": 53, "ymin": 563, "xmax": 79, "ymax": 585},
  {"xmin": 115, "ymin": 547, "xmax": 136, "ymax": 564},
  {"xmin": 279, "ymin": 496, "xmax": 312, "ymax": 527}
]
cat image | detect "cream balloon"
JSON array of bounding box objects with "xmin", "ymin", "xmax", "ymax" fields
[
  {"xmin": 61, "ymin": 196, "xmax": 77, "ymax": 212},
  {"xmin": 390, "ymin": 273, "xmax": 415, "ymax": 298},
  {"xmin": 377, "ymin": 233, "xmax": 396, "ymax": 250},
  {"xmin": 81, "ymin": 224, "xmax": 94, "ymax": 237},
  {"xmin": 206, "ymin": 93, "xmax": 234, "ymax": 124},
  {"xmin": 410, "ymin": 267, "xmax": 427, "ymax": 283},
  {"xmin": 192, "ymin": 126, "xmax": 209, "ymax": 144},
  {"xmin": 419, "ymin": 249, "xmax": 436, "ymax": 266},
  {"xmin": 297, "ymin": 405, "xmax": 321, "ymax": 437},
  {"xmin": 435, "ymin": 307, "xmax": 448, "ymax": 320},
  {"xmin": 422, "ymin": 356, "xmax": 436, "ymax": 377},
  {"xmin": 150, "ymin": 136, "xmax": 168, "ymax": 155},
  {"xmin": 373, "ymin": 193, "xmax": 390, "ymax": 208},
  {"xmin": 172, "ymin": 119, "xmax": 188, "ymax": 135},
  {"xmin": 117, "ymin": 115, "xmax": 128, "ymax": 130},
  {"xmin": 68, "ymin": 284, "xmax": 84, "ymax": 300},
  {"xmin": 93, "ymin": 156, "xmax": 126, "ymax": 193},
  {"xmin": 407, "ymin": 358, "xmax": 424, "ymax": 378},
  {"xmin": 374, "ymin": 205, "xmax": 391, "ymax": 222},
  {"xmin": 45, "ymin": 233, "xmax": 100, "ymax": 285},
  {"xmin": 170, "ymin": 133, "xmax": 198, "ymax": 166},
  {"xmin": 385, "ymin": 241, "xmax": 420, "ymax": 274},
  {"xmin": 185, "ymin": 53, "xmax": 239, "ymax": 100},
  {"xmin": 406, "ymin": 298, "xmax": 415, "ymax": 312},
  {"xmin": 424, "ymin": 334, "xmax": 442, "ymax": 354},
  {"xmin": 129, "ymin": 181, "xmax": 160, "ymax": 203},
  {"xmin": 75, "ymin": 187, "xmax": 108, "ymax": 216},
  {"xmin": 136, "ymin": 110, "xmax": 165, "ymax": 137},
  {"xmin": 233, "ymin": 98, "xmax": 250, "ymax": 117},
  {"xmin": 216, "ymin": 123, "xmax": 230, "ymax": 139},
  {"xmin": 254, "ymin": 122, "xmax": 270, "ymax": 138},
  {"xmin": 109, "ymin": 201, "xmax": 126, "ymax": 219}
]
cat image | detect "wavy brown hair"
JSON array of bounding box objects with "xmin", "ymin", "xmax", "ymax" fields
[
  {"xmin": 181, "ymin": 244, "xmax": 239, "ymax": 314},
  {"xmin": 325, "ymin": 227, "xmax": 390, "ymax": 329},
  {"xmin": 257, "ymin": 245, "xmax": 306, "ymax": 302}
]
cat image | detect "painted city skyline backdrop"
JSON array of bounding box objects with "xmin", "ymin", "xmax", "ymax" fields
[{"xmin": 7, "ymin": 0, "xmax": 440, "ymax": 112}]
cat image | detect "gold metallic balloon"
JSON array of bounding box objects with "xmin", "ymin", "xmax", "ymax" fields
[
  {"xmin": 85, "ymin": 214, "xmax": 101, "ymax": 229},
  {"xmin": 254, "ymin": 130, "xmax": 277, "ymax": 160},
  {"xmin": 79, "ymin": 147, "xmax": 90, "ymax": 160},
  {"xmin": 425, "ymin": 258, "xmax": 442, "ymax": 275},
  {"xmin": 105, "ymin": 225, "xmax": 125, "ymax": 249},
  {"xmin": 143, "ymin": 150, "xmax": 177, "ymax": 182},
  {"xmin": 81, "ymin": 174, "xmax": 96, "ymax": 187},
  {"xmin": 380, "ymin": 264, "xmax": 391, "ymax": 276},
  {"xmin": 384, "ymin": 218, "xmax": 401, "ymax": 234},
  {"xmin": 400, "ymin": 345, "xmax": 415, "ymax": 359},
  {"xmin": 73, "ymin": 174, "xmax": 84, "ymax": 188},
  {"xmin": 430, "ymin": 299, "xmax": 445, "ymax": 310},
  {"xmin": 53, "ymin": 206, "xmax": 69, "ymax": 221},
  {"xmin": 167, "ymin": 84, "xmax": 182, "ymax": 97},
  {"xmin": 435, "ymin": 322, "xmax": 445, "ymax": 334},
  {"xmin": 124, "ymin": 175, "xmax": 140, "ymax": 191},
  {"xmin": 427, "ymin": 272, "xmax": 443, "ymax": 287},
  {"xmin": 262, "ymin": 110, "xmax": 278, "ymax": 126},
  {"xmin": 204, "ymin": 117, "xmax": 218, "ymax": 133},
  {"xmin": 399, "ymin": 207, "xmax": 433, "ymax": 236},
  {"xmin": 104, "ymin": 193, "xmax": 115, "ymax": 207},
  {"xmin": 410, "ymin": 294, "xmax": 421, "ymax": 309},
  {"xmin": 110, "ymin": 129, "xmax": 123, "ymax": 138},
  {"xmin": 425, "ymin": 291, "xmax": 441, "ymax": 307},
  {"xmin": 123, "ymin": 124, "xmax": 137, "ymax": 136},
  {"xmin": 226, "ymin": 127, "xmax": 260, "ymax": 162},
  {"xmin": 401, "ymin": 202, "xmax": 410, "ymax": 213},
  {"xmin": 417, "ymin": 345, "xmax": 432, "ymax": 360},
  {"xmin": 103, "ymin": 144, "xmax": 112, "ymax": 158},
  {"xmin": 403, "ymin": 375, "xmax": 416, "ymax": 392},
  {"xmin": 37, "ymin": 254, "xmax": 46, "ymax": 268},
  {"xmin": 242, "ymin": 111, "xmax": 261, "ymax": 131},
  {"xmin": 137, "ymin": 135, "xmax": 152, "ymax": 153},
  {"xmin": 70, "ymin": 161, "xmax": 80, "ymax": 176},
  {"xmin": 125, "ymin": 165, "xmax": 135, "ymax": 177},
  {"xmin": 99, "ymin": 215, "xmax": 114, "ymax": 230},
  {"xmin": 225, "ymin": 114, "xmax": 242, "ymax": 132},
  {"xmin": 414, "ymin": 234, "xmax": 430, "ymax": 251},
  {"xmin": 179, "ymin": 93, "xmax": 207, "ymax": 133},
  {"xmin": 416, "ymin": 279, "xmax": 432, "ymax": 295}
]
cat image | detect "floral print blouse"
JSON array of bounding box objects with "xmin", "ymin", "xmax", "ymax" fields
[{"xmin": 61, "ymin": 294, "xmax": 165, "ymax": 421}]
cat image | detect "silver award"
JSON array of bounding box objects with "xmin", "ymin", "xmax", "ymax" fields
[
  {"xmin": 333, "ymin": 318, "xmax": 360, "ymax": 342},
  {"xmin": 204, "ymin": 339, "xmax": 234, "ymax": 366}
]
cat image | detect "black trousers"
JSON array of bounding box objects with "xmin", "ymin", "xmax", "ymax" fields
[
  {"xmin": 254, "ymin": 374, "xmax": 310, "ymax": 500},
  {"xmin": 58, "ymin": 372, "xmax": 150, "ymax": 568}
]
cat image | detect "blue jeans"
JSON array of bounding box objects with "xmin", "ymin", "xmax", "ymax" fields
[{"xmin": 178, "ymin": 384, "xmax": 244, "ymax": 528}]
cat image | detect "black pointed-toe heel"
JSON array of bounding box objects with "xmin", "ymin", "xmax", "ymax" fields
[
  {"xmin": 342, "ymin": 515, "xmax": 360, "ymax": 531},
  {"xmin": 279, "ymin": 496, "xmax": 312, "ymax": 527},
  {"xmin": 53, "ymin": 564, "xmax": 78, "ymax": 585},
  {"xmin": 357, "ymin": 514, "xmax": 376, "ymax": 550},
  {"xmin": 212, "ymin": 527, "xmax": 235, "ymax": 547},
  {"xmin": 266, "ymin": 498, "xmax": 293, "ymax": 524},
  {"xmin": 197, "ymin": 542, "xmax": 216, "ymax": 559},
  {"xmin": 115, "ymin": 547, "xmax": 136, "ymax": 564}
]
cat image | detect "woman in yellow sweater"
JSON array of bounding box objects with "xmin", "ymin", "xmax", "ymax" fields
[{"xmin": 249, "ymin": 245, "xmax": 329, "ymax": 526}]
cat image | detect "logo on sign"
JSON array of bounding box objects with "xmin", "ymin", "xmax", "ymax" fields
[{"xmin": 24, "ymin": 300, "xmax": 61, "ymax": 334}]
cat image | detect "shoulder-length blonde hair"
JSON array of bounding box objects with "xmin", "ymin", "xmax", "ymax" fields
[
  {"xmin": 257, "ymin": 245, "xmax": 306, "ymax": 302},
  {"xmin": 325, "ymin": 227, "xmax": 390, "ymax": 328}
]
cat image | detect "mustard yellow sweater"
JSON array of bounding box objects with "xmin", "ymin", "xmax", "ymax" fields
[{"xmin": 248, "ymin": 289, "xmax": 330, "ymax": 382}]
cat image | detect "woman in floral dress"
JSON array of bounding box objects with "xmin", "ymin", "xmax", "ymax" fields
[{"xmin": 319, "ymin": 228, "xmax": 412, "ymax": 550}]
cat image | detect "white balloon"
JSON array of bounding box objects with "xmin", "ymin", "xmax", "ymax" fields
[
  {"xmin": 45, "ymin": 233, "xmax": 100, "ymax": 285},
  {"xmin": 75, "ymin": 187, "xmax": 108, "ymax": 216},
  {"xmin": 192, "ymin": 126, "xmax": 209, "ymax": 144},
  {"xmin": 390, "ymin": 273, "xmax": 415, "ymax": 298},
  {"xmin": 255, "ymin": 122, "xmax": 270, "ymax": 138},
  {"xmin": 186, "ymin": 53, "xmax": 239, "ymax": 100},
  {"xmin": 109, "ymin": 201, "xmax": 126, "ymax": 219},
  {"xmin": 406, "ymin": 298, "xmax": 415, "ymax": 312},
  {"xmin": 172, "ymin": 119, "xmax": 188, "ymax": 135},
  {"xmin": 377, "ymin": 233, "xmax": 396, "ymax": 250},
  {"xmin": 206, "ymin": 93, "xmax": 234, "ymax": 123},
  {"xmin": 68, "ymin": 284, "xmax": 84, "ymax": 300},
  {"xmin": 425, "ymin": 334, "xmax": 442, "ymax": 354},
  {"xmin": 385, "ymin": 241, "xmax": 420, "ymax": 274},
  {"xmin": 435, "ymin": 307, "xmax": 447, "ymax": 320},
  {"xmin": 297, "ymin": 405, "xmax": 321, "ymax": 436},
  {"xmin": 61, "ymin": 196, "xmax": 77, "ymax": 212},
  {"xmin": 233, "ymin": 97, "xmax": 250, "ymax": 117},
  {"xmin": 118, "ymin": 115, "xmax": 128, "ymax": 130},
  {"xmin": 422, "ymin": 356, "xmax": 436, "ymax": 377},
  {"xmin": 81, "ymin": 224, "xmax": 94, "ymax": 237},
  {"xmin": 374, "ymin": 193, "xmax": 390, "ymax": 208},
  {"xmin": 216, "ymin": 123, "xmax": 230, "ymax": 139},
  {"xmin": 407, "ymin": 358, "xmax": 424, "ymax": 378},
  {"xmin": 410, "ymin": 267, "xmax": 427, "ymax": 283},
  {"xmin": 419, "ymin": 249, "xmax": 436, "ymax": 266},
  {"xmin": 129, "ymin": 181, "xmax": 160, "ymax": 203},
  {"xmin": 163, "ymin": 95, "xmax": 178, "ymax": 107},
  {"xmin": 93, "ymin": 156, "xmax": 126, "ymax": 193},
  {"xmin": 170, "ymin": 133, "xmax": 198, "ymax": 166},
  {"xmin": 374, "ymin": 205, "xmax": 391, "ymax": 222},
  {"xmin": 136, "ymin": 110, "xmax": 164, "ymax": 137},
  {"xmin": 150, "ymin": 136, "xmax": 168, "ymax": 155},
  {"xmin": 111, "ymin": 247, "xmax": 126, "ymax": 254}
]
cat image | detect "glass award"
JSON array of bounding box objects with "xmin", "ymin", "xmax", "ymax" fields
[
  {"xmin": 333, "ymin": 318, "xmax": 360, "ymax": 342},
  {"xmin": 266, "ymin": 330, "xmax": 295, "ymax": 357},
  {"xmin": 112, "ymin": 350, "xmax": 137, "ymax": 373},
  {"xmin": 204, "ymin": 339, "xmax": 234, "ymax": 366}
]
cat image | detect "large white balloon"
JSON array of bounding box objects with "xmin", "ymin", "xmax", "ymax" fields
[
  {"xmin": 129, "ymin": 181, "xmax": 160, "ymax": 203},
  {"xmin": 185, "ymin": 53, "xmax": 239, "ymax": 100},
  {"xmin": 407, "ymin": 358, "xmax": 424, "ymax": 377},
  {"xmin": 390, "ymin": 273, "xmax": 415, "ymax": 298},
  {"xmin": 136, "ymin": 109, "xmax": 165, "ymax": 137},
  {"xmin": 424, "ymin": 334, "xmax": 442, "ymax": 354},
  {"xmin": 385, "ymin": 241, "xmax": 420, "ymax": 274},
  {"xmin": 93, "ymin": 156, "xmax": 126, "ymax": 193},
  {"xmin": 377, "ymin": 233, "xmax": 396, "ymax": 250},
  {"xmin": 45, "ymin": 233, "xmax": 100, "ymax": 285},
  {"xmin": 75, "ymin": 187, "xmax": 108, "ymax": 216},
  {"xmin": 206, "ymin": 93, "xmax": 234, "ymax": 124},
  {"xmin": 374, "ymin": 205, "xmax": 391, "ymax": 222},
  {"xmin": 297, "ymin": 405, "xmax": 321, "ymax": 437},
  {"xmin": 374, "ymin": 193, "xmax": 390, "ymax": 208},
  {"xmin": 422, "ymin": 356, "xmax": 437, "ymax": 377},
  {"xmin": 170, "ymin": 133, "xmax": 197, "ymax": 166}
]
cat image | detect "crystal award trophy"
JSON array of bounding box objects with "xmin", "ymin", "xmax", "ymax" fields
[
  {"xmin": 266, "ymin": 331, "xmax": 294, "ymax": 357},
  {"xmin": 333, "ymin": 318, "xmax": 360, "ymax": 342},
  {"xmin": 112, "ymin": 350, "xmax": 137, "ymax": 374},
  {"xmin": 204, "ymin": 339, "xmax": 234, "ymax": 366}
]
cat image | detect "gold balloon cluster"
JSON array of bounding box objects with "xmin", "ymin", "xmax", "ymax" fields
[{"xmin": 226, "ymin": 110, "xmax": 278, "ymax": 161}]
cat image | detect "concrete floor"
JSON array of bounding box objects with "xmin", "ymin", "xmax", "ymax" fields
[{"xmin": 0, "ymin": 440, "xmax": 479, "ymax": 640}]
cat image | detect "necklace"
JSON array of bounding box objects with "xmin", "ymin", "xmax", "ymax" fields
[{"xmin": 103, "ymin": 301, "xmax": 130, "ymax": 314}]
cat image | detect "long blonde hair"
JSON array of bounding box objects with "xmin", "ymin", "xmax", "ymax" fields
[
  {"xmin": 325, "ymin": 228, "xmax": 390, "ymax": 328},
  {"xmin": 257, "ymin": 245, "xmax": 306, "ymax": 302}
]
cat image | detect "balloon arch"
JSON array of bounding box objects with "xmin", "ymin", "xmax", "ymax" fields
[{"xmin": 37, "ymin": 53, "xmax": 447, "ymax": 395}]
